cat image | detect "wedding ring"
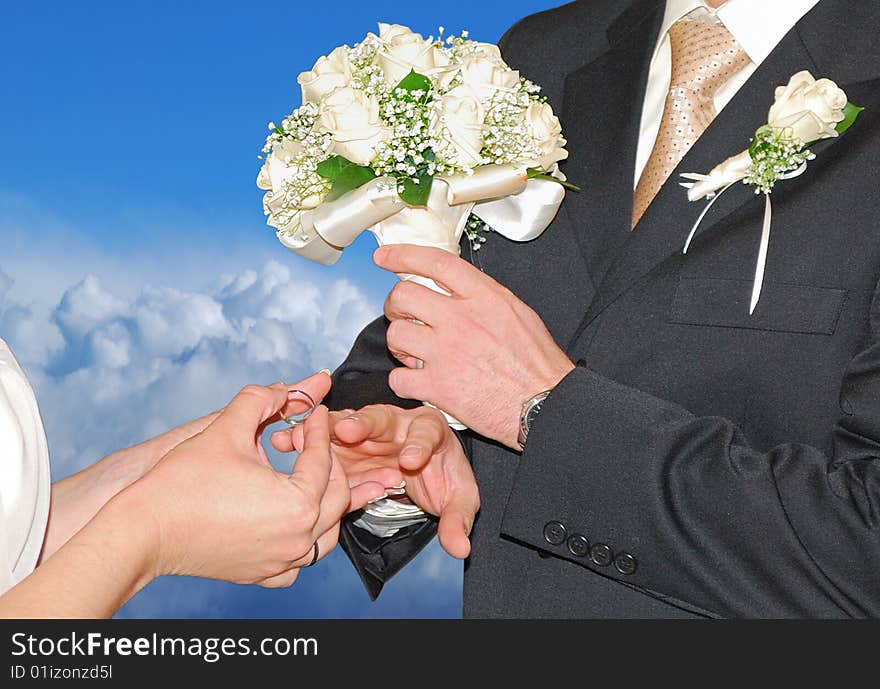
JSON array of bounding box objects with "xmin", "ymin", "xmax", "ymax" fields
[
  {"xmin": 283, "ymin": 389, "xmax": 317, "ymax": 427},
  {"xmin": 386, "ymin": 480, "xmax": 407, "ymax": 496},
  {"xmin": 303, "ymin": 541, "xmax": 319, "ymax": 568}
]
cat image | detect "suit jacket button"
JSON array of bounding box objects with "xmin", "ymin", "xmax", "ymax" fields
[
  {"xmin": 590, "ymin": 543, "xmax": 613, "ymax": 567},
  {"xmin": 567, "ymin": 533, "xmax": 590, "ymax": 557},
  {"xmin": 615, "ymin": 552, "xmax": 637, "ymax": 575},
  {"xmin": 543, "ymin": 521, "xmax": 567, "ymax": 546}
]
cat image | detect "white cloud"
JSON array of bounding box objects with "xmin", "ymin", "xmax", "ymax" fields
[
  {"xmin": 0, "ymin": 267, "xmax": 12, "ymax": 301},
  {"xmin": 54, "ymin": 275, "xmax": 128, "ymax": 342},
  {"xmin": 1, "ymin": 260, "xmax": 377, "ymax": 477},
  {"xmin": 0, "ymin": 247, "xmax": 462, "ymax": 618}
]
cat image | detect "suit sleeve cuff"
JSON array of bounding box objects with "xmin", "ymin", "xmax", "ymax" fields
[{"xmin": 499, "ymin": 363, "xmax": 670, "ymax": 587}]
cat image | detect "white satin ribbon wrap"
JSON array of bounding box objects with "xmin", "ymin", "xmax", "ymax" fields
[
  {"xmin": 277, "ymin": 164, "xmax": 565, "ymax": 265},
  {"xmin": 680, "ymin": 153, "xmax": 807, "ymax": 314},
  {"xmin": 277, "ymin": 163, "xmax": 566, "ymax": 429},
  {"xmin": 681, "ymin": 150, "xmax": 752, "ymax": 203}
]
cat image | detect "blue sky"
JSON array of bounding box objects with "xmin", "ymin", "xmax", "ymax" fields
[{"xmin": 1, "ymin": 0, "xmax": 562, "ymax": 618}]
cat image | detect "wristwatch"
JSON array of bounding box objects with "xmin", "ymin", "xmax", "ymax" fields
[{"xmin": 517, "ymin": 389, "xmax": 552, "ymax": 450}]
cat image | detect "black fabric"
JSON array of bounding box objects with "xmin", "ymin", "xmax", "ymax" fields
[
  {"xmin": 323, "ymin": 319, "xmax": 432, "ymax": 599},
  {"xmin": 667, "ymin": 277, "xmax": 846, "ymax": 334},
  {"xmin": 338, "ymin": 518, "xmax": 439, "ymax": 601},
  {"xmin": 326, "ymin": 0, "xmax": 880, "ymax": 617}
]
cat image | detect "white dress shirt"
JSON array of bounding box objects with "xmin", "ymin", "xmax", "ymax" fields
[
  {"xmin": 635, "ymin": 0, "xmax": 822, "ymax": 187},
  {"xmin": 0, "ymin": 339, "xmax": 50, "ymax": 594}
]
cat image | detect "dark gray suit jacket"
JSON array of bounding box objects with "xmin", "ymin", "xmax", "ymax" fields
[{"xmin": 325, "ymin": 0, "xmax": 880, "ymax": 617}]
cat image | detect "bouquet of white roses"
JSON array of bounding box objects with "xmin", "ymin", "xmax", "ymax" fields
[{"xmin": 256, "ymin": 23, "xmax": 573, "ymax": 290}]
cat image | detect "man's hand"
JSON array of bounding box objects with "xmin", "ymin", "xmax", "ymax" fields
[
  {"xmin": 272, "ymin": 404, "xmax": 480, "ymax": 559},
  {"xmin": 374, "ymin": 244, "xmax": 575, "ymax": 449}
]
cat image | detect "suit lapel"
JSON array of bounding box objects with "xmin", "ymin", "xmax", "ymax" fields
[
  {"xmin": 558, "ymin": 0, "xmax": 664, "ymax": 287},
  {"xmin": 567, "ymin": 0, "xmax": 878, "ymax": 349}
]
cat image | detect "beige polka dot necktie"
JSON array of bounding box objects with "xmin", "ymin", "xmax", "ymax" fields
[{"xmin": 632, "ymin": 18, "xmax": 750, "ymax": 228}]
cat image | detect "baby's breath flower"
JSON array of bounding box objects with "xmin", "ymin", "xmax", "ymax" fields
[
  {"xmin": 744, "ymin": 126, "xmax": 816, "ymax": 194},
  {"xmin": 481, "ymin": 83, "xmax": 544, "ymax": 166},
  {"xmin": 371, "ymin": 75, "xmax": 458, "ymax": 183},
  {"xmin": 259, "ymin": 102, "xmax": 333, "ymax": 237},
  {"xmin": 465, "ymin": 213, "xmax": 492, "ymax": 251}
]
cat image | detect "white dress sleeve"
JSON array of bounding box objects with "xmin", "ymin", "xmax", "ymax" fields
[{"xmin": 0, "ymin": 339, "xmax": 51, "ymax": 594}]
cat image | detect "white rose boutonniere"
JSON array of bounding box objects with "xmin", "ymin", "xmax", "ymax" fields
[
  {"xmin": 680, "ymin": 70, "xmax": 863, "ymax": 313},
  {"xmin": 767, "ymin": 71, "xmax": 847, "ymax": 142}
]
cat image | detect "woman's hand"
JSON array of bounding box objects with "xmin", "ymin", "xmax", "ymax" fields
[
  {"xmin": 0, "ymin": 373, "xmax": 389, "ymax": 618},
  {"xmin": 122, "ymin": 378, "xmax": 388, "ymax": 587},
  {"xmin": 41, "ymin": 410, "xmax": 220, "ymax": 563}
]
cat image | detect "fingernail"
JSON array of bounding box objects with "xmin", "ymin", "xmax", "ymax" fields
[
  {"xmin": 401, "ymin": 446, "xmax": 422, "ymax": 460},
  {"xmin": 287, "ymin": 389, "xmax": 317, "ymax": 404},
  {"xmin": 319, "ymin": 368, "xmax": 332, "ymax": 376},
  {"xmin": 368, "ymin": 493, "xmax": 389, "ymax": 504},
  {"xmin": 343, "ymin": 414, "xmax": 360, "ymax": 423},
  {"xmin": 393, "ymin": 480, "xmax": 406, "ymax": 489},
  {"xmin": 386, "ymin": 488, "xmax": 406, "ymax": 496}
]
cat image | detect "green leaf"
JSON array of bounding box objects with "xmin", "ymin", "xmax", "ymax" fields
[
  {"xmin": 398, "ymin": 174, "xmax": 433, "ymax": 207},
  {"xmin": 317, "ymin": 155, "xmax": 356, "ymax": 181},
  {"xmin": 803, "ymin": 103, "xmax": 865, "ymax": 147},
  {"xmin": 395, "ymin": 70, "xmax": 433, "ymax": 94},
  {"xmin": 316, "ymin": 156, "xmax": 376, "ymax": 202},
  {"xmin": 527, "ymin": 168, "xmax": 580, "ymax": 192},
  {"xmin": 748, "ymin": 125, "xmax": 772, "ymax": 158},
  {"xmin": 835, "ymin": 102, "xmax": 865, "ymax": 135},
  {"xmin": 324, "ymin": 163, "xmax": 376, "ymax": 202}
]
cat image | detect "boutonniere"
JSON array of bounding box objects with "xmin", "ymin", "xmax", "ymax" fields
[{"xmin": 680, "ymin": 71, "xmax": 864, "ymax": 313}]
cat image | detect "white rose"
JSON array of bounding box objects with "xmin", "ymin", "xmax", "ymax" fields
[
  {"xmin": 274, "ymin": 137, "xmax": 306, "ymax": 164},
  {"xmin": 458, "ymin": 53, "xmax": 521, "ymax": 103},
  {"xmin": 257, "ymin": 138, "xmax": 307, "ymax": 182},
  {"xmin": 767, "ymin": 70, "xmax": 847, "ymax": 142},
  {"xmin": 316, "ymin": 87, "xmax": 388, "ymax": 166},
  {"xmin": 257, "ymin": 142, "xmax": 324, "ymax": 211},
  {"xmin": 376, "ymin": 23, "xmax": 415, "ymax": 43},
  {"xmin": 465, "ymin": 41, "xmax": 504, "ymax": 63},
  {"xmin": 256, "ymin": 158, "xmax": 271, "ymax": 191},
  {"xmin": 258, "ymin": 161, "xmax": 301, "ymax": 230},
  {"xmin": 297, "ymin": 46, "xmax": 352, "ymax": 104},
  {"xmin": 524, "ymin": 100, "xmax": 568, "ymax": 170},
  {"xmin": 432, "ymin": 85, "xmax": 485, "ymax": 168},
  {"xmin": 375, "ymin": 22, "xmax": 452, "ymax": 87}
]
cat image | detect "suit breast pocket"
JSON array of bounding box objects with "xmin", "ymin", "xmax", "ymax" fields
[{"xmin": 669, "ymin": 277, "xmax": 847, "ymax": 335}]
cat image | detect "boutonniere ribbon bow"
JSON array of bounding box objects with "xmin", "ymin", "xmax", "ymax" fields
[{"xmin": 680, "ymin": 71, "xmax": 864, "ymax": 313}]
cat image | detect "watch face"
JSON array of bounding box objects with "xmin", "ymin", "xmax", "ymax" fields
[{"xmin": 525, "ymin": 400, "xmax": 543, "ymax": 430}]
